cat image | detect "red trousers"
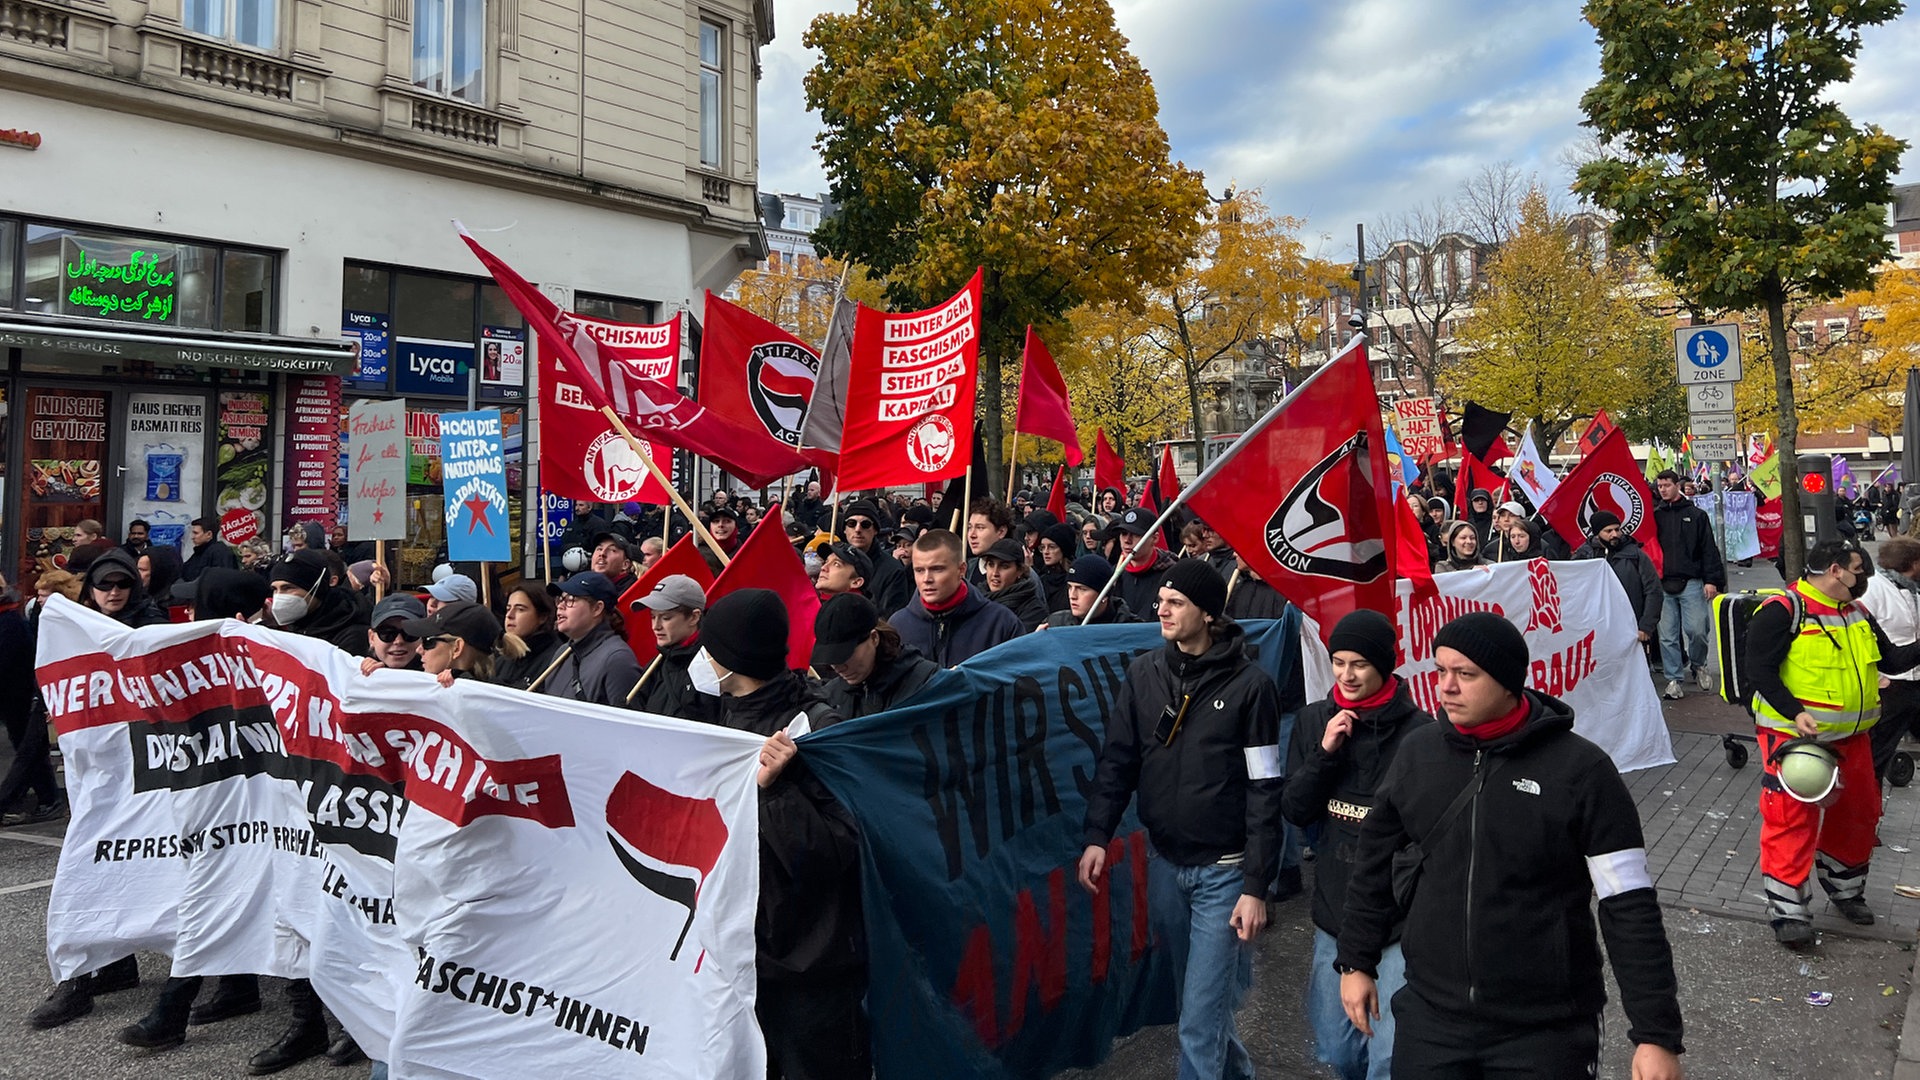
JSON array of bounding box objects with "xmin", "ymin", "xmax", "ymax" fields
[{"xmin": 1758, "ymin": 728, "xmax": 1877, "ymax": 920}]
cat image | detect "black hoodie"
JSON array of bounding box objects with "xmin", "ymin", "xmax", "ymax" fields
[
  {"xmin": 985, "ymin": 569, "xmax": 1048, "ymax": 629},
  {"xmin": 637, "ymin": 635, "xmax": 720, "ymax": 724},
  {"xmin": 820, "ymin": 645, "xmax": 939, "ymax": 719},
  {"xmin": 1336, "ymin": 691, "xmax": 1684, "ymax": 1054},
  {"xmin": 83, "ymin": 548, "xmax": 170, "ymax": 628}
]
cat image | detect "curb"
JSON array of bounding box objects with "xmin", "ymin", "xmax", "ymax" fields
[{"xmin": 1900, "ymin": 946, "xmax": 1920, "ymax": 1080}]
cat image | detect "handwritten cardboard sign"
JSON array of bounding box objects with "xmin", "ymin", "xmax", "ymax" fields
[{"xmin": 348, "ymin": 398, "xmax": 407, "ymax": 541}]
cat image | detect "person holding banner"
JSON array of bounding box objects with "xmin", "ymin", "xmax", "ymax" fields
[
  {"xmin": 1336, "ymin": 613, "xmax": 1685, "ymax": 1079},
  {"xmin": 1573, "ymin": 512, "xmax": 1662, "ymax": 653},
  {"xmin": 812, "ymin": 593, "xmax": 939, "ymax": 719},
  {"xmin": 492, "ymin": 584, "xmax": 562, "ymax": 690},
  {"xmin": 1284, "ymin": 610, "xmax": 1433, "ymax": 1080},
  {"xmin": 1080, "ymin": 560, "xmax": 1286, "ymax": 1080},
  {"xmin": 693, "ymin": 589, "xmax": 871, "ymax": 1080},
  {"xmin": 633, "ymin": 574, "xmax": 716, "ymax": 722},
  {"xmin": 406, "ymin": 601, "xmax": 522, "ymax": 685},
  {"xmin": 359, "ymin": 594, "xmax": 427, "ymax": 673},
  {"xmin": 543, "ymin": 572, "xmax": 643, "ymax": 706},
  {"xmin": 267, "ymin": 550, "xmax": 369, "ymax": 653}
]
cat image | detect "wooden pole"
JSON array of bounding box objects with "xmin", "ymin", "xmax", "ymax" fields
[
  {"xmin": 539, "ymin": 495, "xmax": 553, "ymax": 584},
  {"xmin": 480, "ymin": 564, "xmax": 491, "ymax": 609},
  {"xmin": 597, "ymin": 406, "xmax": 731, "ymax": 566},
  {"xmin": 625, "ymin": 654, "xmax": 664, "ymax": 704},
  {"xmin": 829, "ymin": 496, "xmax": 842, "ymax": 539},
  {"xmin": 525, "ymin": 642, "xmax": 573, "ymax": 693},
  {"xmin": 1005, "ymin": 431, "xmax": 1021, "ymax": 505},
  {"xmin": 1225, "ymin": 566, "xmax": 1241, "ymax": 602},
  {"xmin": 372, "ymin": 542, "xmax": 387, "ymax": 602}
]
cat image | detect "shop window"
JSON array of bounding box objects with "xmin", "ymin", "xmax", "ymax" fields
[
  {"xmin": 395, "ymin": 272, "xmax": 477, "ymax": 341},
  {"xmin": 413, "ymin": 0, "xmax": 487, "ymax": 103},
  {"xmin": 183, "ymin": 0, "xmax": 277, "ymax": 50},
  {"xmin": 575, "ymin": 292, "xmax": 658, "ymax": 325},
  {"xmin": 0, "ymin": 218, "xmax": 15, "ymax": 309},
  {"xmin": 15, "ymin": 222, "xmax": 272, "ymax": 332},
  {"xmin": 343, "ymin": 264, "xmax": 390, "ymax": 314},
  {"xmin": 220, "ymin": 250, "xmax": 274, "ymax": 333}
]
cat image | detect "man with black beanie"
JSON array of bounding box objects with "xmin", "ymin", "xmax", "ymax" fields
[
  {"xmin": 1336, "ymin": 612, "xmax": 1684, "ymax": 1079},
  {"xmin": 842, "ymin": 498, "xmax": 912, "ymax": 617},
  {"xmin": 1283, "ymin": 610, "xmax": 1432, "ymax": 1080},
  {"xmin": 691, "ymin": 590, "xmax": 870, "ymax": 1079},
  {"xmin": 1081, "ymin": 558, "xmax": 1285, "ymax": 1079}
]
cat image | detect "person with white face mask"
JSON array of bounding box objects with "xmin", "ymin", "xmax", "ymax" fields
[{"xmin": 265, "ymin": 549, "xmax": 369, "ymax": 653}]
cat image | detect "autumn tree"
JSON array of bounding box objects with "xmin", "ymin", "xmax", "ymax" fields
[
  {"xmin": 1052, "ymin": 305, "xmax": 1185, "ymax": 474},
  {"xmin": 729, "ymin": 253, "xmax": 884, "ymax": 345},
  {"xmin": 804, "ymin": 0, "xmax": 1208, "ymax": 482},
  {"xmin": 1447, "ymin": 189, "xmax": 1672, "ymax": 448},
  {"xmin": 1576, "ymin": 0, "xmax": 1907, "ymax": 577},
  {"xmin": 1729, "ymin": 271, "xmax": 1920, "ymax": 444}
]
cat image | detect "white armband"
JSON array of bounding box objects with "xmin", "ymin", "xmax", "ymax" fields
[
  {"xmin": 1586, "ymin": 847, "xmax": 1652, "ymax": 900},
  {"xmin": 1244, "ymin": 744, "xmax": 1283, "ymax": 781}
]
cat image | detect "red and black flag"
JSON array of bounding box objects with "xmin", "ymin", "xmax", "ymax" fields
[{"xmin": 604, "ymin": 771, "xmax": 730, "ymax": 962}]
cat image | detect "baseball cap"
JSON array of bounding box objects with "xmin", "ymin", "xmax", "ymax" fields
[
  {"xmin": 1109, "ymin": 508, "xmax": 1151, "ymax": 538},
  {"xmin": 425, "ymin": 573, "xmax": 478, "ymax": 603},
  {"xmin": 980, "ymin": 537, "xmax": 1027, "ymax": 566},
  {"xmin": 634, "ymin": 573, "xmax": 707, "ymax": 613},
  {"xmin": 708, "ymin": 505, "xmax": 742, "ymax": 523},
  {"xmin": 1496, "ymin": 500, "xmax": 1526, "ymax": 517},
  {"xmin": 370, "ymin": 593, "xmax": 427, "ymax": 628},
  {"xmin": 589, "ymin": 530, "xmax": 631, "ymax": 553},
  {"xmin": 548, "ymin": 571, "xmax": 618, "ymax": 606},
  {"xmin": 825, "ymin": 542, "xmax": 874, "ymax": 582},
  {"xmin": 400, "ymin": 600, "xmax": 501, "ymax": 653},
  {"xmin": 812, "ymin": 593, "xmax": 879, "ymax": 667}
]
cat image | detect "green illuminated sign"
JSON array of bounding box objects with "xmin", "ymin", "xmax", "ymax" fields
[{"xmin": 64, "ymin": 246, "xmax": 177, "ymax": 323}]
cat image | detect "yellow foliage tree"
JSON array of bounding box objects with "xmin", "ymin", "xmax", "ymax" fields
[
  {"xmin": 1054, "ymin": 305, "xmax": 1185, "ymax": 472},
  {"xmin": 728, "ymin": 254, "xmax": 884, "ymax": 347}
]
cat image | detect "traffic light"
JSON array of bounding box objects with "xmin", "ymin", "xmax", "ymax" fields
[{"xmin": 1798, "ymin": 454, "xmax": 1836, "ymax": 545}]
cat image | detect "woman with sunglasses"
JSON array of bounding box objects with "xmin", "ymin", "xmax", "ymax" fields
[
  {"xmin": 491, "ymin": 584, "xmax": 561, "ymax": 689},
  {"xmin": 358, "ymin": 594, "xmax": 428, "ymax": 675},
  {"xmin": 405, "ymin": 601, "xmax": 526, "ymax": 686}
]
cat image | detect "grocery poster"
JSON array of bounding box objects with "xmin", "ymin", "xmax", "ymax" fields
[
  {"xmin": 215, "ymin": 391, "xmax": 272, "ymax": 547},
  {"xmin": 121, "ymin": 393, "xmax": 206, "ymax": 554},
  {"xmin": 282, "ymin": 376, "xmax": 341, "ymax": 531},
  {"xmin": 19, "ymin": 387, "xmax": 109, "ymax": 581}
]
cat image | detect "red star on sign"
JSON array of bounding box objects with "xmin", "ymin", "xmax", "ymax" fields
[
  {"xmin": 372, "ymin": 508, "xmax": 384, "ymax": 524},
  {"xmin": 462, "ymin": 495, "xmax": 496, "ymax": 536}
]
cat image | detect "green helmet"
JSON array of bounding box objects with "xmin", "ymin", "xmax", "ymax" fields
[{"xmin": 1773, "ymin": 738, "xmax": 1841, "ymax": 803}]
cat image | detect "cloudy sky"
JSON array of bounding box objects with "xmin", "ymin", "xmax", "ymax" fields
[{"xmin": 755, "ymin": 0, "xmax": 1920, "ymax": 261}]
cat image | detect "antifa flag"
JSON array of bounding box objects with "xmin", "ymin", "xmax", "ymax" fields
[
  {"xmin": 706, "ymin": 504, "xmax": 820, "ymax": 671},
  {"xmin": 1183, "ymin": 336, "xmax": 1397, "ymax": 645},
  {"xmin": 1460, "ymin": 401, "xmax": 1512, "ymax": 463},
  {"xmin": 699, "ymin": 292, "xmax": 834, "ymax": 480},
  {"xmin": 1539, "ymin": 428, "xmax": 1665, "ymax": 575},
  {"xmin": 1453, "ymin": 448, "xmax": 1509, "ymax": 518},
  {"xmin": 538, "ymin": 327, "xmax": 678, "ymax": 506},
  {"xmin": 604, "ymin": 771, "xmax": 730, "ymax": 962},
  {"xmin": 835, "ymin": 271, "xmax": 983, "ymax": 490},
  {"xmin": 617, "ymin": 535, "xmax": 718, "ymax": 665},
  {"xmin": 1012, "ymin": 327, "xmax": 1083, "ymax": 466},
  {"xmin": 460, "ymin": 227, "xmax": 812, "ymax": 488},
  {"xmin": 1093, "ymin": 428, "xmax": 1125, "ymax": 501}
]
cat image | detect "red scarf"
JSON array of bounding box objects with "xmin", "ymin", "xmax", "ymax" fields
[
  {"xmin": 923, "ymin": 581, "xmax": 970, "ymax": 614},
  {"xmin": 1331, "ymin": 676, "xmax": 1399, "ymax": 712},
  {"xmin": 1458, "ymin": 696, "xmax": 1529, "ymax": 741}
]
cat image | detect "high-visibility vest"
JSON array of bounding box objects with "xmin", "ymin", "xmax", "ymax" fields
[{"xmin": 1752, "ymin": 579, "xmax": 1882, "ymax": 738}]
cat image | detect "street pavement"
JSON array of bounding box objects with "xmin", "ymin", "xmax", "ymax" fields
[{"xmin": 3, "ymin": 549, "xmax": 1919, "ymax": 1078}]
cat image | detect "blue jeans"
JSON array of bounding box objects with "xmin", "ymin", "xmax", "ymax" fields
[
  {"xmin": 369, "ymin": 1065, "xmax": 387, "ymax": 1080},
  {"xmin": 1307, "ymin": 928, "xmax": 1404, "ymax": 1080},
  {"xmin": 1148, "ymin": 855, "xmax": 1256, "ymax": 1080},
  {"xmin": 1658, "ymin": 579, "xmax": 1709, "ymax": 682}
]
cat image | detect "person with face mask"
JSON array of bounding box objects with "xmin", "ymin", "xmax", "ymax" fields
[
  {"xmin": 693, "ymin": 589, "xmax": 869, "ymax": 1079},
  {"xmin": 813, "ymin": 594, "xmax": 939, "ymax": 719},
  {"xmin": 266, "ymin": 549, "xmax": 369, "ymax": 653},
  {"xmin": 1572, "ymin": 511, "xmax": 1660, "ymax": 651},
  {"xmin": 357, "ymin": 594, "xmax": 427, "ymax": 674},
  {"xmin": 631, "ymin": 575, "xmax": 716, "ymax": 723},
  {"xmin": 542, "ymin": 572, "xmax": 643, "ymax": 706}
]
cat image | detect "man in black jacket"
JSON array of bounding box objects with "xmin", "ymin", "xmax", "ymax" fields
[
  {"xmin": 1080, "ymin": 559, "xmax": 1285, "ymax": 1080},
  {"xmin": 1652, "ymin": 469, "xmax": 1725, "ymax": 700},
  {"xmin": 813, "ymin": 594, "xmax": 938, "ymax": 718},
  {"xmin": 842, "ymin": 499, "xmax": 912, "ymax": 617},
  {"xmin": 1044, "ymin": 555, "xmax": 1135, "ymax": 627},
  {"xmin": 1337, "ymin": 612, "xmax": 1684, "ymax": 1079},
  {"xmin": 696, "ymin": 589, "xmax": 869, "ymax": 1079},
  {"xmin": 632, "ymin": 574, "xmax": 714, "ymax": 723},
  {"xmin": 1283, "ymin": 611, "xmax": 1431, "ymax": 1080},
  {"xmin": 1108, "ymin": 508, "xmax": 1177, "ymax": 619},
  {"xmin": 980, "ymin": 537, "xmax": 1048, "ymax": 629},
  {"xmin": 1574, "ymin": 510, "xmax": 1661, "ymax": 655},
  {"xmin": 180, "ymin": 517, "xmax": 238, "ymax": 582},
  {"xmin": 894, "ymin": 530, "xmax": 1024, "ymax": 666}
]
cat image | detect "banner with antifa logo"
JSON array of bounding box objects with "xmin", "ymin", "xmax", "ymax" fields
[
  {"xmin": 536, "ymin": 317, "xmax": 678, "ymax": 506},
  {"xmin": 34, "ymin": 598, "xmax": 765, "ymax": 1080},
  {"xmin": 1538, "ymin": 428, "xmax": 1665, "ymax": 575},
  {"xmin": 834, "ymin": 270, "xmax": 983, "ymax": 491},
  {"xmin": 801, "ymin": 617, "xmax": 1301, "ymax": 1080}
]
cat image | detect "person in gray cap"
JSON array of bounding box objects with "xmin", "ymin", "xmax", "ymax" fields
[
  {"xmin": 813, "ymin": 593, "xmax": 939, "ymax": 718},
  {"xmin": 633, "ymin": 574, "xmax": 715, "ymax": 722},
  {"xmin": 1045, "ymin": 554, "xmax": 1136, "ymax": 627},
  {"xmin": 979, "ymin": 537, "xmax": 1047, "ymax": 629},
  {"xmin": 423, "ymin": 572, "xmax": 477, "ymax": 615},
  {"xmin": 542, "ymin": 571, "xmax": 642, "ymax": 706},
  {"xmin": 359, "ymin": 593, "xmax": 426, "ymax": 673},
  {"xmin": 816, "ymin": 542, "xmax": 871, "ymax": 602}
]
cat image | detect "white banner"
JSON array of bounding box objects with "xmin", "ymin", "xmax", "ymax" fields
[
  {"xmin": 1303, "ymin": 559, "xmax": 1675, "ymax": 773},
  {"xmin": 1508, "ymin": 421, "xmax": 1560, "ymax": 509},
  {"xmin": 35, "ymin": 598, "xmax": 765, "ymax": 1080}
]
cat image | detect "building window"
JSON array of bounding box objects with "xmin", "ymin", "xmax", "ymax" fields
[
  {"xmin": 576, "ymin": 292, "xmax": 659, "ymax": 325},
  {"xmin": 16, "ymin": 222, "xmax": 274, "ymax": 332},
  {"xmin": 413, "ymin": 0, "xmax": 486, "ymax": 103},
  {"xmin": 699, "ymin": 20, "xmax": 724, "ymax": 168},
  {"xmin": 1794, "ymin": 322, "xmax": 1815, "ymax": 348},
  {"xmin": 183, "ymin": 0, "xmax": 277, "ymax": 49},
  {"xmin": 0, "ymin": 218, "xmax": 16, "ymax": 310},
  {"xmin": 1825, "ymin": 318, "xmax": 1850, "ymax": 343}
]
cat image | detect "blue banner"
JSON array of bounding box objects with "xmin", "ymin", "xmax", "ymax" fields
[
  {"xmin": 802, "ymin": 617, "xmax": 1301, "ymax": 1080},
  {"xmin": 438, "ymin": 409, "xmax": 510, "ymax": 562},
  {"xmin": 342, "ymin": 310, "xmax": 390, "ymax": 386}
]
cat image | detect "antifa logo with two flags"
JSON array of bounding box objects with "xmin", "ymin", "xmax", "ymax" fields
[
  {"xmin": 1264, "ymin": 431, "xmax": 1391, "ymax": 584},
  {"xmin": 604, "ymin": 771, "xmax": 730, "ymax": 963}
]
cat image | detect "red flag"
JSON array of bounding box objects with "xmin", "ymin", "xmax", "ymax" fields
[
  {"xmin": 1183, "ymin": 338, "xmax": 1395, "ymax": 646},
  {"xmin": 1391, "ymin": 488, "xmax": 1437, "ymax": 601},
  {"xmin": 1012, "ymin": 327, "xmax": 1082, "ymax": 466},
  {"xmin": 706, "ymin": 503, "xmax": 820, "ymax": 671},
  {"xmin": 539, "ymin": 340, "xmax": 676, "ymax": 506},
  {"xmin": 1094, "ymin": 428, "xmax": 1125, "ymax": 499},
  {"xmin": 617, "ymin": 535, "xmax": 718, "ymax": 666},
  {"xmin": 698, "ymin": 292, "xmax": 834, "ymax": 474},
  {"xmin": 1143, "ymin": 444, "xmax": 1185, "ymax": 551},
  {"xmin": 460, "ymin": 228, "xmax": 812, "ymax": 488},
  {"xmin": 604, "ymin": 770, "xmax": 728, "ymax": 961},
  {"xmin": 1538, "ymin": 429, "xmax": 1665, "ymax": 575},
  {"xmin": 1046, "ymin": 465, "xmax": 1067, "ymax": 521},
  {"xmin": 835, "ymin": 271, "xmax": 983, "ymax": 490},
  {"xmin": 1453, "ymin": 451, "xmax": 1509, "ymax": 517},
  {"xmin": 1577, "ymin": 409, "xmax": 1618, "ymax": 457}
]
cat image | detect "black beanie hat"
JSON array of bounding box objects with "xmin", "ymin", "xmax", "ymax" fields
[
  {"xmin": 1431, "ymin": 611, "xmax": 1529, "ymax": 695},
  {"xmin": 1587, "ymin": 510, "xmax": 1621, "ymax": 534},
  {"xmin": 1161, "ymin": 559, "xmax": 1227, "ymax": 619},
  {"xmin": 1328, "ymin": 610, "xmax": 1398, "ymax": 676},
  {"xmin": 703, "ymin": 588, "xmax": 789, "ymax": 680}
]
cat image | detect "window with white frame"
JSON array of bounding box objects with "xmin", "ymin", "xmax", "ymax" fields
[
  {"xmin": 1453, "ymin": 248, "xmax": 1472, "ymax": 291},
  {"xmin": 1794, "ymin": 322, "xmax": 1815, "ymax": 348},
  {"xmin": 1826, "ymin": 318, "xmax": 1850, "ymax": 343},
  {"xmin": 183, "ymin": 0, "xmax": 276, "ymax": 49},
  {"xmin": 412, "ymin": 0, "xmax": 486, "ymax": 103},
  {"xmin": 699, "ymin": 20, "xmax": 725, "ymax": 168}
]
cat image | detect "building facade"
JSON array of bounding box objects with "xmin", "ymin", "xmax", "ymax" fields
[{"xmin": 1, "ymin": 0, "xmax": 770, "ymax": 584}]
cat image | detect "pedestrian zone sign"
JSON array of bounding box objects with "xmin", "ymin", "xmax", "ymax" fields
[{"xmin": 1675, "ymin": 323, "xmax": 1743, "ymax": 384}]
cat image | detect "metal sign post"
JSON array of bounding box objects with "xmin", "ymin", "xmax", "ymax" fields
[{"xmin": 1678, "ymin": 322, "xmax": 1744, "ymax": 558}]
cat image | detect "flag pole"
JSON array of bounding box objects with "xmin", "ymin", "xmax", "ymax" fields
[
  {"xmin": 539, "ymin": 495, "xmax": 552, "ymax": 584},
  {"xmin": 1080, "ymin": 333, "xmax": 1368, "ymax": 625},
  {"xmin": 625, "ymin": 654, "xmax": 664, "ymax": 704},
  {"xmin": 597, "ymin": 406, "xmax": 731, "ymax": 567},
  {"xmin": 1005, "ymin": 431, "xmax": 1021, "ymax": 504}
]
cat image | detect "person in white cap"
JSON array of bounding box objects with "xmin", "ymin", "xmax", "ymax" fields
[{"xmin": 423, "ymin": 572, "xmax": 477, "ymax": 616}]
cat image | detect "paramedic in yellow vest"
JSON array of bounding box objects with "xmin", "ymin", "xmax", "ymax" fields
[{"xmin": 1745, "ymin": 540, "xmax": 1920, "ymax": 948}]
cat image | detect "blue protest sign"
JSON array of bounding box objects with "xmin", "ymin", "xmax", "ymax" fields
[
  {"xmin": 802, "ymin": 617, "xmax": 1300, "ymax": 1079},
  {"xmin": 438, "ymin": 409, "xmax": 510, "ymax": 562},
  {"xmin": 395, "ymin": 336, "xmax": 472, "ymax": 396},
  {"xmin": 342, "ymin": 311, "xmax": 390, "ymax": 385}
]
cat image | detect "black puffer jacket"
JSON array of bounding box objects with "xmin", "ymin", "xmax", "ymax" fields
[
  {"xmin": 716, "ymin": 672, "xmax": 865, "ymax": 982},
  {"xmin": 819, "ymin": 645, "xmax": 939, "ymax": 719},
  {"xmin": 1281, "ymin": 681, "xmax": 1432, "ymax": 937},
  {"xmin": 637, "ymin": 635, "xmax": 719, "ymax": 724},
  {"xmin": 1337, "ymin": 692, "xmax": 1684, "ymax": 1054},
  {"xmin": 893, "ymin": 583, "xmax": 1026, "ymax": 667},
  {"xmin": 1083, "ymin": 619, "xmax": 1286, "ymax": 897}
]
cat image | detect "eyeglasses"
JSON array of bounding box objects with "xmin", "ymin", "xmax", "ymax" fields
[
  {"xmin": 845, "ymin": 518, "xmax": 876, "ymax": 529},
  {"xmin": 374, "ymin": 626, "xmax": 419, "ymax": 643},
  {"xmin": 96, "ymin": 578, "xmax": 134, "ymax": 591}
]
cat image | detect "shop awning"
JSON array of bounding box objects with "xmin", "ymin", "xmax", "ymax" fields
[{"xmin": 0, "ymin": 319, "xmax": 357, "ymax": 375}]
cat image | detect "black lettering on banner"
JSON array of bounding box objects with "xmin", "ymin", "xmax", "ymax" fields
[{"xmin": 411, "ymin": 947, "xmax": 649, "ymax": 1056}]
